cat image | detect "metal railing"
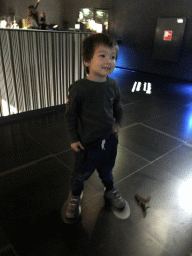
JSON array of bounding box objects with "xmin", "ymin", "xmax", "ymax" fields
[{"xmin": 0, "ymin": 29, "xmax": 92, "ymax": 117}]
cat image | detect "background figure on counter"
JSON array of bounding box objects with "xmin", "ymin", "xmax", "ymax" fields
[
  {"xmin": 27, "ymin": 0, "xmax": 41, "ymax": 29},
  {"xmin": 39, "ymin": 11, "xmax": 46, "ymax": 30}
]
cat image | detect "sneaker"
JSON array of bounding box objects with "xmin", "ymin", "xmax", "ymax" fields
[
  {"xmin": 104, "ymin": 188, "xmax": 126, "ymax": 210},
  {"xmin": 65, "ymin": 192, "xmax": 83, "ymax": 219}
]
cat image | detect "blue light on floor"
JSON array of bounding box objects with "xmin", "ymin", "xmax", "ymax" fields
[
  {"xmin": 188, "ymin": 114, "xmax": 192, "ymax": 130},
  {"xmin": 173, "ymin": 83, "xmax": 192, "ymax": 96},
  {"xmin": 185, "ymin": 110, "xmax": 192, "ymax": 135}
]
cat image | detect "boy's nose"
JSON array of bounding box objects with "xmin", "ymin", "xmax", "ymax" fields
[{"xmin": 105, "ymin": 58, "xmax": 112, "ymax": 64}]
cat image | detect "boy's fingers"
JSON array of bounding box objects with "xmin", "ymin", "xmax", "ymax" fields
[
  {"xmin": 79, "ymin": 144, "xmax": 84, "ymax": 150},
  {"xmin": 71, "ymin": 142, "xmax": 84, "ymax": 152}
]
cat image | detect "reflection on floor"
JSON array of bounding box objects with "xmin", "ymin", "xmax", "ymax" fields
[{"xmin": 0, "ymin": 70, "xmax": 192, "ymax": 256}]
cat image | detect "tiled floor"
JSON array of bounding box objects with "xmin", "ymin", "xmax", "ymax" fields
[{"xmin": 0, "ymin": 70, "xmax": 192, "ymax": 256}]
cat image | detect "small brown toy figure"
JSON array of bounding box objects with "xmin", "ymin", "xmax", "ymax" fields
[{"xmin": 135, "ymin": 194, "xmax": 151, "ymax": 218}]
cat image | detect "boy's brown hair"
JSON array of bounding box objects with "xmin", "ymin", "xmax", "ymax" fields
[{"xmin": 83, "ymin": 33, "xmax": 119, "ymax": 74}]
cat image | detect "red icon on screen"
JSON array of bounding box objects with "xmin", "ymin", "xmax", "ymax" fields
[{"xmin": 163, "ymin": 31, "xmax": 172, "ymax": 41}]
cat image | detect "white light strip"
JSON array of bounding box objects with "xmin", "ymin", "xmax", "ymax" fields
[{"xmin": 131, "ymin": 81, "xmax": 152, "ymax": 94}]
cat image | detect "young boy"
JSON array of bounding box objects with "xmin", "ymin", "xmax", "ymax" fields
[{"xmin": 64, "ymin": 33, "xmax": 127, "ymax": 220}]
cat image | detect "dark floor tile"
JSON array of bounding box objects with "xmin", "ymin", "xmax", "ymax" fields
[
  {"xmin": 137, "ymin": 96, "xmax": 187, "ymax": 111},
  {"xmin": 143, "ymin": 105, "xmax": 192, "ymax": 145},
  {"xmin": 0, "ymin": 157, "xmax": 72, "ymax": 243},
  {"xmin": 0, "ymin": 132, "xmax": 51, "ymax": 173},
  {"xmin": 55, "ymin": 149, "xmax": 74, "ymax": 171},
  {"xmin": 121, "ymin": 116, "xmax": 137, "ymax": 128},
  {"xmin": 123, "ymin": 101, "xmax": 170, "ymax": 123},
  {"xmin": 118, "ymin": 124, "xmax": 183, "ymax": 161},
  {"xmin": 120, "ymin": 95, "xmax": 133, "ymax": 105},
  {"xmin": 147, "ymin": 144, "xmax": 192, "ymax": 181}
]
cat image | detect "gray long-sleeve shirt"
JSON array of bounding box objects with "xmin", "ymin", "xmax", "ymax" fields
[{"xmin": 65, "ymin": 77, "xmax": 123, "ymax": 148}]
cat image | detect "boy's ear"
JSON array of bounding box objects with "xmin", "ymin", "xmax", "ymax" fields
[{"xmin": 84, "ymin": 60, "xmax": 90, "ymax": 67}]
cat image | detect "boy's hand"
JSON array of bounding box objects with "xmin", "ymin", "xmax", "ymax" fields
[
  {"xmin": 113, "ymin": 123, "xmax": 120, "ymax": 135},
  {"xmin": 71, "ymin": 141, "xmax": 84, "ymax": 152}
]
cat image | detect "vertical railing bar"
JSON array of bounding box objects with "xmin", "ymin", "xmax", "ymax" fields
[
  {"xmin": 51, "ymin": 32, "xmax": 55, "ymax": 106},
  {"xmin": 79, "ymin": 33, "xmax": 82, "ymax": 80},
  {"xmin": 17, "ymin": 30, "xmax": 27, "ymax": 112},
  {"xmin": 39, "ymin": 32, "xmax": 43, "ymax": 108},
  {"xmin": 72, "ymin": 33, "xmax": 75, "ymax": 83},
  {"xmin": 40, "ymin": 32, "xmax": 45, "ymax": 108},
  {"xmin": 46, "ymin": 32, "xmax": 51, "ymax": 107},
  {"xmin": 33, "ymin": 31, "xmax": 42, "ymax": 109},
  {"xmin": 31, "ymin": 31, "xmax": 36, "ymax": 110},
  {"xmin": 30, "ymin": 32, "xmax": 37, "ymax": 109},
  {"xmin": 66, "ymin": 33, "xmax": 69, "ymax": 97},
  {"xmin": 0, "ymin": 31, "xmax": 11, "ymax": 115},
  {"xmin": 60, "ymin": 33, "xmax": 63, "ymax": 104},
  {"xmin": 81, "ymin": 33, "xmax": 84, "ymax": 79},
  {"xmin": 0, "ymin": 89, "xmax": 2, "ymax": 117},
  {"xmin": 53, "ymin": 33, "xmax": 56, "ymax": 105},
  {"xmin": 69, "ymin": 33, "xmax": 72, "ymax": 85},
  {"xmin": 74, "ymin": 33, "xmax": 77, "ymax": 82},
  {"xmin": 59, "ymin": 33, "xmax": 63, "ymax": 104},
  {"xmin": 20, "ymin": 31, "xmax": 28, "ymax": 111},
  {"xmin": 25, "ymin": 31, "xmax": 34, "ymax": 110},
  {"xmin": 48, "ymin": 32, "xmax": 53, "ymax": 106},
  {"xmin": 64, "ymin": 33, "xmax": 67, "ymax": 104},
  {"xmin": 44, "ymin": 32, "xmax": 49, "ymax": 107},
  {"xmin": 58, "ymin": 33, "xmax": 61, "ymax": 105},
  {"xmin": 7, "ymin": 30, "xmax": 19, "ymax": 114},
  {"xmin": 42, "ymin": 32, "xmax": 48, "ymax": 108},
  {"xmin": 56, "ymin": 33, "xmax": 59, "ymax": 105}
]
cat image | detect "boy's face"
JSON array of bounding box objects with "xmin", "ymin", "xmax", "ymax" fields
[{"xmin": 84, "ymin": 44, "xmax": 117, "ymax": 82}]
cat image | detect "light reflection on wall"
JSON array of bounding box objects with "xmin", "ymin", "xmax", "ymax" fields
[{"xmin": 115, "ymin": 44, "xmax": 131, "ymax": 68}]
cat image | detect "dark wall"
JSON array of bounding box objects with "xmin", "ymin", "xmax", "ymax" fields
[{"xmin": 110, "ymin": 0, "xmax": 192, "ymax": 81}]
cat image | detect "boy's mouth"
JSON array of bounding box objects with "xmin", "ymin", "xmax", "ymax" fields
[{"xmin": 103, "ymin": 67, "xmax": 111, "ymax": 70}]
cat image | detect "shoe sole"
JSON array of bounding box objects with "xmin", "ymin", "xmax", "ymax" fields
[{"xmin": 112, "ymin": 200, "xmax": 130, "ymax": 219}]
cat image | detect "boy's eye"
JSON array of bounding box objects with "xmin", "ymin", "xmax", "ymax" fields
[{"xmin": 100, "ymin": 54, "xmax": 105, "ymax": 57}]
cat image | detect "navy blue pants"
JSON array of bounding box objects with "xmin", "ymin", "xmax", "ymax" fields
[{"xmin": 71, "ymin": 133, "xmax": 118, "ymax": 195}]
